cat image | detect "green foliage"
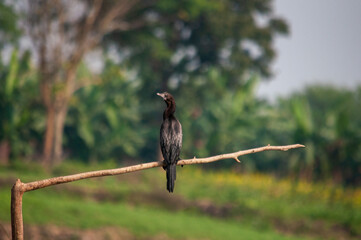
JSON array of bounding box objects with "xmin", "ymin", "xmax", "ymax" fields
[
  {"xmin": 111, "ymin": 0, "xmax": 289, "ymax": 91},
  {"xmin": 1, "ymin": 50, "xmax": 360, "ymax": 185},
  {"xmin": 277, "ymin": 86, "xmax": 361, "ymax": 184},
  {"xmin": 0, "ymin": 2, "xmax": 19, "ymax": 48},
  {"xmin": 65, "ymin": 60, "xmax": 145, "ymax": 161},
  {"xmin": 177, "ymin": 69, "xmax": 262, "ymax": 159},
  {"xmin": 313, "ymin": 86, "xmax": 361, "ymax": 183},
  {"xmin": 1, "ymin": 51, "xmax": 360, "ymax": 185},
  {"xmin": 4, "ymin": 49, "xmax": 19, "ymax": 97},
  {"xmin": 0, "ymin": 0, "xmax": 359, "ymax": 187},
  {"xmin": 102, "ymin": 0, "xmax": 290, "ymax": 166},
  {"xmin": 0, "ymin": 49, "xmax": 43, "ymax": 159}
]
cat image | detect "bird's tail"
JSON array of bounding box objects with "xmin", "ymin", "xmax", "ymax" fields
[{"xmin": 166, "ymin": 164, "xmax": 176, "ymax": 193}]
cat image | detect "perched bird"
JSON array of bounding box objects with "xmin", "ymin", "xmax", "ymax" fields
[{"xmin": 157, "ymin": 92, "xmax": 182, "ymax": 193}]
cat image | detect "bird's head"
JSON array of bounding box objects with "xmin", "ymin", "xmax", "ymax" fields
[{"xmin": 157, "ymin": 92, "xmax": 174, "ymax": 104}]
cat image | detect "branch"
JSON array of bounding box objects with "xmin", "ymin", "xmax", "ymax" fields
[
  {"xmin": 178, "ymin": 144, "xmax": 304, "ymax": 165},
  {"xmin": 11, "ymin": 143, "xmax": 304, "ymax": 240},
  {"xmin": 17, "ymin": 144, "xmax": 304, "ymax": 192},
  {"xmin": 107, "ymin": 19, "xmax": 147, "ymax": 32}
]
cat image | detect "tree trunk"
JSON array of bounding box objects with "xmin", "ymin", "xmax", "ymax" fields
[
  {"xmin": 53, "ymin": 105, "xmax": 68, "ymax": 164},
  {"xmin": 43, "ymin": 106, "xmax": 55, "ymax": 165},
  {"xmin": 42, "ymin": 103, "xmax": 68, "ymax": 165},
  {"xmin": 0, "ymin": 140, "xmax": 10, "ymax": 165},
  {"xmin": 42, "ymin": 67, "xmax": 75, "ymax": 165}
]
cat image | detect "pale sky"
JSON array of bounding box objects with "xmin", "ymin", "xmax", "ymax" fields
[{"xmin": 257, "ymin": 0, "xmax": 361, "ymax": 100}]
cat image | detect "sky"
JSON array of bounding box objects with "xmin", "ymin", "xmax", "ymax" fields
[{"xmin": 256, "ymin": 0, "xmax": 361, "ymax": 100}]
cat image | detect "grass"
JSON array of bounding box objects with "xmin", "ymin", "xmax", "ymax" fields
[
  {"xmin": 0, "ymin": 189, "xmax": 305, "ymax": 240},
  {"xmin": 1, "ymin": 160, "xmax": 360, "ymax": 239}
]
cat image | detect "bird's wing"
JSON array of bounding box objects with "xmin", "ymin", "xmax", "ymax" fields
[
  {"xmin": 160, "ymin": 117, "xmax": 182, "ymax": 165},
  {"xmin": 170, "ymin": 120, "xmax": 182, "ymax": 163},
  {"xmin": 160, "ymin": 120, "xmax": 171, "ymax": 164}
]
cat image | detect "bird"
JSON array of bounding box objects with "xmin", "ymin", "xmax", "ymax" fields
[{"xmin": 157, "ymin": 92, "xmax": 182, "ymax": 193}]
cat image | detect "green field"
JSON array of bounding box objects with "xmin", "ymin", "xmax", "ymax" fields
[{"xmin": 0, "ymin": 161, "xmax": 360, "ymax": 239}]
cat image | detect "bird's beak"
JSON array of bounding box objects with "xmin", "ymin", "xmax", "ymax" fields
[{"xmin": 157, "ymin": 93, "xmax": 166, "ymax": 100}]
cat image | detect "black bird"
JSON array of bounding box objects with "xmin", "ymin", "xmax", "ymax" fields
[{"xmin": 157, "ymin": 92, "xmax": 182, "ymax": 193}]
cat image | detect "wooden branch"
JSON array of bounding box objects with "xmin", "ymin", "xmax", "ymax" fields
[
  {"xmin": 107, "ymin": 19, "xmax": 148, "ymax": 32},
  {"xmin": 11, "ymin": 143, "xmax": 304, "ymax": 239},
  {"xmin": 23, "ymin": 144, "xmax": 304, "ymax": 192},
  {"xmin": 178, "ymin": 144, "xmax": 304, "ymax": 165}
]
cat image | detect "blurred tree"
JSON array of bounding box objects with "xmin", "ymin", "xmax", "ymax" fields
[
  {"xmin": 22, "ymin": 0, "xmax": 287, "ymax": 165},
  {"xmin": 0, "ymin": 50, "xmax": 42, "ymax": 164},
  {"xmin": 107, "ymin": 0, "xmax": 288, "ymax": 160},
  {"xmin": 289, "ymin": 97, "xmax": 316, "ymax": 181},
  {"xmin": 280, "ymin": 86, "xmax": 361, "ymax": 185},
  {"xmin": 65, "ymin": 60, "xmax": 144, "ymax": 162},
  {"xmin": 177, "ymin": 69, "xmax": 261, "ymax": 159},
  {"xmin": 304, "ymin": 86, "xmax": 361, "ymax": 185},
  {"xmin": 0, "ymin": 50, "xmax": 19, "ymax": 164},
  {"xmin": 0, "ymin": 2, "xmax": 22, "ymax": 164},
  {"xmin": 0, "ymin": 1, "xmax": 19, "ymax": 48},
  {"xmin": 111, "ymin": 0, "xmax": 289, "ymax": 90},
  {"xmin": 24, "ymin": 0, "xmax": 152, "ymax": 164}
]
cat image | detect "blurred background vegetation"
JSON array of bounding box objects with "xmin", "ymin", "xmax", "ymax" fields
[{"xmin": 0, "ymin": 0, "xmax": 360, "ymax": 239}]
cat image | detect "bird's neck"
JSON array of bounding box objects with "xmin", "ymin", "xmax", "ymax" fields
[{"xmin": 163, "ymin": 101, "xmax": 176, "ymax": 119}]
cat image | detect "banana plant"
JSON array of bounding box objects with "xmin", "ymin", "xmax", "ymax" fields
[
  {"xmin": 65, "ymin": 60, "xmax": 145, "ymax": 162},
  {"xmin": 0, "ymin": 49, "xmax": 19, "ymax": 163},
  {"xmin": 289, "ymin": 97, "xmax": 316, "ymax": 180},
  {"xmin": 0, "ymin": 49, "xmax": 38, "ymax": 163}
]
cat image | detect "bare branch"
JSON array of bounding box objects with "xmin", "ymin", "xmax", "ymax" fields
[
  {"xmin": 85, "ymin": 0, "xmax": 104, "ymax": 30},
  {"xmin": 107, "ymin": 19, "xmax": 147, "ymax": 32},
  {"xmin": 19, "ymin": 144, "xmax": 304, "ymax": 192},
  {"xmin": 11, "ymin": 143, "xmax": 304, "ymax": 239},
  {"xmin": 178, "ymin": 144, "xmax": 305, "ymax": 165}
]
